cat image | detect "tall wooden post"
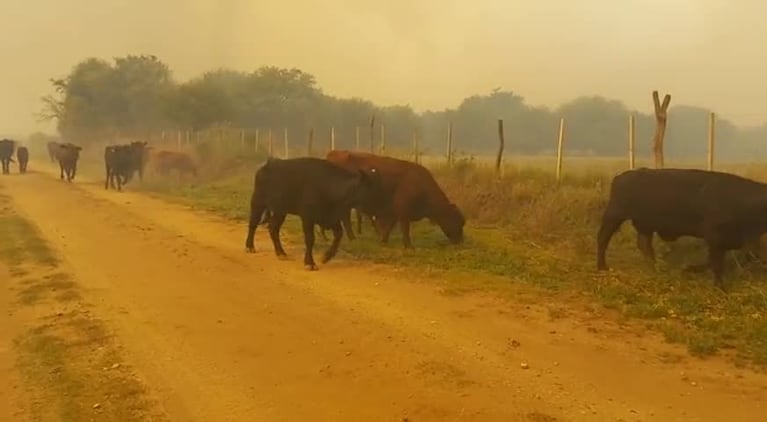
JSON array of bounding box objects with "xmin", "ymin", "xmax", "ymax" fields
[
  {"xmin": 369, "ymin": 115, "xmax": 375, "ymax": 153},
  {"xmin": 628, "ymin": 114, "xmax": 636, "ymax": 170},
  {"xmin": 283, "ymin": 128, "xmax": 289, "ymax": 159},
  {"xmin": 355, "ymin": 126, "xmax": 360, "ymax": 150},
  {"xmin": 446, "ymin": 121, "xmax": 454, "ymax": 166},
  {"xmin": 556, "ymin": 118, "xmax": 566, "ymax": 182},
  {"xmin": 651, "ymin": 90, "xmax": 671, "ymax": 168},
  {"xmin": 330, "ymin": 126, "xmax": 336, "ymax": 151},
  {"xmin": 413, "ymin": 131, "xmax": 419, "ymax": 163},
  {"xmin": 380, "ymin": 124, "xmax": 386, "ymax": 154},
  {"xmin": 707, "ymin": 112, "xmax": 716, "ymax": 171},
  {"xmin": 307, "ymin": 128, "xmax": 314, "ymax": 157},
  {"xmin": 496, "ymin": 119, "xmax": 505, "ymax": 175}
]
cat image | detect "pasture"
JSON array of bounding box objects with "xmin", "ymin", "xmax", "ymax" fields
[{"xmin": 64, "ymin": 141, "xmax": 767, "ymax": 368}]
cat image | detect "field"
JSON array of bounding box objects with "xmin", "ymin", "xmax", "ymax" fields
[
  {"xmin": 2, "ymin": 144, "xmax": 766, "ymax": 420},
  {"xmin": 86, "ymin": 143, "xmax": 767, "ymax": 368}
]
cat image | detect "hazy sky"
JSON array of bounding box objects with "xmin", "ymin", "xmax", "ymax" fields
[{"xmin": 2, "ymin": 0, "xmax": 766, "ymax": 136}]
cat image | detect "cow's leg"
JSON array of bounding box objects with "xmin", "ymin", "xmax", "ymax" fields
[
  {"xmin": 105, "ymin": 166, "xmax": 111, "ymax": 189},
  {"xmin": 596, "ymin": 209, "xmax": 625, "ymax": 270},
  {"xmin": 245, "ymin": 195, "xmax": 267, "ymax": 253},
  {"xmin": 71, "ymin": 162, "xmax": 77, "ymax": 180},
  {"xmin": 399, "ymin": 217, "xmax": 413, "ymax": 249},
  {"xmin": 356, "ymin": 209, "xmax": 363, "ymax": 235},
  {"xmin": 59, "ymin": 162, "xmax": 64, "ymax": 180},
  {"xmin": 341, "ymin": 209, "xmax": 356, "ymax": 241},
  {"xmin": 322, "ymin": 222, "xmax": 344, "ymax": 264},
  {"xmin": 636, "ymin": 231, "xmax": 655, "ymax": 261},
  {"xmin": 706, "ymin": 243, "xmax": 727, "ymax": 290},
  {"xmin": 377, "ymin": 217, "xmax": 396, "ymax": 244},
  {"xmin": 268, "ymin": 212, "xmax": 288, "ymax": 257},
  {"xmin": 301, "ymin": 217, "xmax": 319, "ymax": 271}
]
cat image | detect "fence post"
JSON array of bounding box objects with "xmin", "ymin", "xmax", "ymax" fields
[
  {"xmin": 556, "ymin": 118, "xmax": 566, "ymax": 182},
  {"xmin": 177, "ymin": 130, "xmax": 182, "ymax": 148},
  {"xmin": 707, "ymin": 112, "xmax": 716, "ymax": 171},
  {"xmin": 651, "ymin": 90, "xmax": 671, "ymax": 169},
  {"xmin": 186, "ymin": 130, "xmax": 191, "ymax": 146},
  {"xmin": 307, "ymin": 128, "xmax": 314, "ymax": 157},
  {"xmin": 355, "ymin": 126, "xmax": 360, "ymax": 150},
  {"xmin": 446, "ymin": 121, "xmax": 454, "ymax": 166},
  {"xmin": 369, "ymin": 116, "xmax": 375, "ymax": 153},
  {"xmin": 413, "ymin": 131, "xmax": 419, "ymax": 163},
  {"xmin": 284, "ymin": 128, "xmax": 289, "ymax": 158},
  {"xmin": 628, "ymin": 114, "xmax": 636, "ymax": 170},
  {"xmin": 380, "ymin": 124, "xmax": 386, "ymax": 155},
  {"xmin": 268, "ymin": 129, "xmax": 273, "ymax": 157},
  {"xmin": 330, "ymin": 126, "xmax": 336, "ymax": 151},
  {"xmin": 240, "ymin": 130, "xmax": 245, "ymax": 150},
  {"xmin": 254, "ymin": 129, "xmax": 260, "ymax": 152},
  {"xmin": 496, "ymin": 119, "xmax": 505, "ymax": 175}
]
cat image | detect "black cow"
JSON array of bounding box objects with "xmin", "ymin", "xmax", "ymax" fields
[
  {"xmin": 55, "ymin": 143, "xmax": 82, "ymax": 182},
  {"xmin": 597, "ymin": 168, "xmax": 767, "ymax": 289},
  {"xmin": 245, "ymin": 157, "xmax": 382, "ymax": 270},
  {"xmin": 16, "ymin": 146, "xmax": 28, "ymax": 173},
  {"xmin": 0, "ymin": 139, "xmax": 15, "ymax": 175},
  {"xmin": 104, "ymin": 141, "xmax": 147, "ymax": 190}
]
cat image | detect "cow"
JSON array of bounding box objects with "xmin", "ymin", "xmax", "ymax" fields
[
  {"xmin": 16, "ymin": 146, "xmax": 29, "ymax": 174},
  {"xmin": 325, "ymin": 150, "xmax": 465, "ymax": 248},
  {"xmin": 244, "ymin": 157, "xmax": 383, "ymax": 270},
  {"xmin": 0, "ymin": 139, "xmax": 14, "ymax": 175},
  {"xmin": 151, "ymin": 150, "xmax": 198, "ymax": 178},
  {"xmin": 596, "ymin": 167, "xmax": 767, "ymax": 289},
  {"xmin": 46, "ymin": 141, "xmax": 61, "ymax": 163},
  {"xmin": 103, "ymin": 141, "xmax": 148, "ymax": 190},
  {"xmin": 54, "ymin": 143, "xmax": 82, "ymax": 182}
]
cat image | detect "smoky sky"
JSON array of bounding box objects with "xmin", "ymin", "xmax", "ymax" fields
[{"xmin": 2, "ymin": 0, "xmax": 766, "ymax": 136}]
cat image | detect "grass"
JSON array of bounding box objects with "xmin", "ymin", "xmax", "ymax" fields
[
  {"xmin": 0, "ymin": 186, "xmax": 166, "ymax": 421},
  {"xmin": 76, "ymin": 146, "xmax": 767, "ymax": 367}
]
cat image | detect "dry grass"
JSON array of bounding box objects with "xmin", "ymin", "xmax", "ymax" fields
[{"xmin": 71, "ymin": 143, "xmax": 767, "ymax": 368}]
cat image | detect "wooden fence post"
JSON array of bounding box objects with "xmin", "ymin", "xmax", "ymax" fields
[
  {"xmin": 283, "ymin": 128, "xmax": 289, "ymax": 158},
  {"xmin": 707, "ymin": 112, "xmax": 716, "ymax": 171},
  {"xmin": 628, "ymin": 114, "xmax": 636, "ymax": 170},
  {"xmin": 177, "ymin": 130, "xmax": 182, "ymax": 148},
  {"xmin": 651, "ymin": 90, "xmax": 671, "ymax": 168},
  {"xmin": 186, "ymin": 130, "xmax": 191, "ymax": 146},
  {"xmin": 413, "ymin": 131, "xmax": 419, "ymax": 163},
  {"xmin": 496, "ymin": 119, "xmax": 505, "ymax": 175},
  {"xmin": 556, "ymin": 118, "xmax": 566, "ymax": 182},
  {"xmin": 307, "ymin": 128, "xmax": 314, "ymax": 157},
  {"xmin": 380, "ymin": 124, "xmax": 386, "ymax": 154},
  {"xmin": 161, "ymin": 130, "xmax": 166, "ymax": 145},
  {"xmin": 268, "ymin": 129, "xmax": 273, "ymax": 157},
  {"xmin": 254, "ymin": 129, "xmax": 260, "ymax": 152},
  {"xmin": 355, "ymin": 126, "xmax": 360, "ymax": 150},
  {"xmin": 446, "ymin": 121, "xmax": 454, "ymax": 166},
  {"xmin": 330, "ymin": 126, "xmax": 336, "ymax": 151},
  {"xmin": 240, "ymin": 130, "xmax": 245, "ymax": 150},
  {"xmin": 369, "ymin": 115, "xmax": 375, "ymax": 153}
]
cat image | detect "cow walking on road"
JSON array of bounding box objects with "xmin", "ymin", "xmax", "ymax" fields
[
  {"xmin": 245, "ymin": 157, "xmax": 383, "ymax": 270},
  {"xmin": 54, "ymin": 143, "xmax": 82, "ymax": 182},
  {"xmin": 104, "ymin": 141, "xmax": 148, "ymax": 190},
  {"xmin": 16, "ymin": 146, "xmax": 29, "ymax": 173},
  {"xmin": 0, "ymin": 139, "xmax": 15, "ymax": 175},
  {"xmin": 597, "ymin": 167, "xmax": 767, "ymax": 289}
]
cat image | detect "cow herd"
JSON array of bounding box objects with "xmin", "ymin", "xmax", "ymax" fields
[{"xmin": 1, "ymin": 136, "xmax": 766, "ymax": 290}]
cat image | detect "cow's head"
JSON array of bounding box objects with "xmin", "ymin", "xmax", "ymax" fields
[{"xmin": 434, "ymin": 202, "xmax": 465, "ymax": 244}]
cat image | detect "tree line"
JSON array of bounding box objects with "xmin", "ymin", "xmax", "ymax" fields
[{"xmin": 38, "ymin": 54, "xmax": 767, "ymax": 161}]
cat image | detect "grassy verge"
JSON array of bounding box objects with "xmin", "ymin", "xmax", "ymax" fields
[
  {"xmin": 0, "ymin": 190, "xmax": 167, "ymax": 421},
  {"xmin": 82, "ymin": 149, "xmax": 767, "ymax": 368}
]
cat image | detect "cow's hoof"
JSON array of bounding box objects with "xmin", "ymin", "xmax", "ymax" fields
[
  {"xmin": 305, "ymin": 264, "xmax": 319, "ymax": 271},
  {"xmin": 245, "ymin": 247, "xmax": 256, "ymax": 253}
]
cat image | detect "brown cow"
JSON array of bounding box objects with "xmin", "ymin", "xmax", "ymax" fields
[
  {"xmin": 151, "ymin": 150, "xmax": 198, "ymax": 178},
  {"xmin": 54, "ymin": 143, "xmax": 82, "ymax": 182},
  {"xmin": 325, "ymin": 150, "xmax": 465, "ymax": 248}
]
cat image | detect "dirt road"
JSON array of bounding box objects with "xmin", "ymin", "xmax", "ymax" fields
[{"xmin": 1, "ymin": 167, "xmax": 766, "ymax": 421}]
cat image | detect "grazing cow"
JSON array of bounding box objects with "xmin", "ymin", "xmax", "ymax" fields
[
  {"xmin": 54, "ymin": 143, "xmax": 82, "ymax": 182},
  {"xmin": 325, "ymin": 150, "xmax": 465, "ymax": 248},
  {"xmin": 16, "ymin": 146, "xmax": 29, "ymax": 174},
  {"xmin": 151, "ymin": 150, "xmax": 198, "ymax": 178},
  {"xmin": 46, "ymin": 141, "xmax": 61, "ymax": 163},
  {"xmin": 245, "ymin": 157, "xmax": 383, "ymax": 270},
  {"xmin": 596, "ymin": 168, "xmax": 767, "ymax": 289},
  {"xmin": 0, "ymin": 139, "xmax": 15, "ymax": 175}
]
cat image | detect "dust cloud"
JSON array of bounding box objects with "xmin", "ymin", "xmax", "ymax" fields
[{"xmin": 2, "ymin": 0, "xmax": 767, "ymax": 136}]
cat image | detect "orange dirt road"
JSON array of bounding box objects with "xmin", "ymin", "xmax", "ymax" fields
[{"xmin": 2, "ymin": 168, "xmax": 766, "ymax": 421}]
